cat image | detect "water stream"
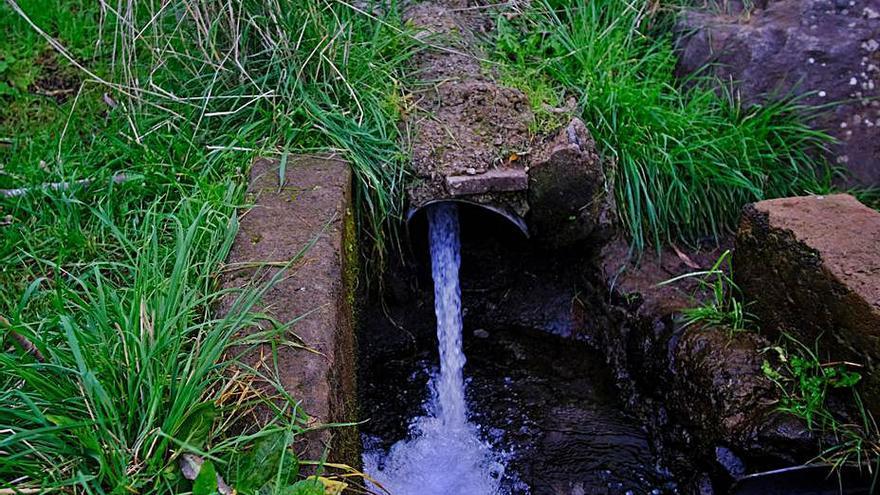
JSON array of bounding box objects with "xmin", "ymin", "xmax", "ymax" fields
[{"xmin": 363, "ymin": 203, "xmax": 505, "ymax": 494}]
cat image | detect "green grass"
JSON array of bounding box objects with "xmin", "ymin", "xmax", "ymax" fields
[
  {"xmin": 659, "ymin": 250, "xmax": 752, "ymax": 335},
  {"xmin": 1, "ymin": 192, "xmax": 316, "ymax": 493},
  {"xmin": 493, "ymin": 0, "xmax": 833, "ymax": 249},
  {"xmin": 853, "ymin": 187, "xmax": 880, "ymax": 211},
  {"xmin": 1, "ymin": 0, "xmax": 414, "ymax": 492}
]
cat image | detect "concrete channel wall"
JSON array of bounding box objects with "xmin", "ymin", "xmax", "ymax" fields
[{"xmin": 220, "ymin": 155, "xmax": 359, "ymax": 467}]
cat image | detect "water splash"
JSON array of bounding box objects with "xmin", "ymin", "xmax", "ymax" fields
[{"xmin": 364, "ymin": 203, "xmax": 505, "ymax": 495}]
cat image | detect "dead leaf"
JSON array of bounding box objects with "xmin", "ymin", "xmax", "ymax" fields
[
  {"xmin": 670, "ymin": 243, "xmax": 701, "ymax": 270},
  {"xmin": 179, "ymin": 454, "xmax": 233, "ymax": 495}
]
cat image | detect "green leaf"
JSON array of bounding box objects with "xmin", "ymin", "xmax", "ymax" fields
[
  {"xmin": 761, "ymin": 360, "xmax": 783, "ymax": 382},
  {"xmin": 0, "ymin": 81, "xmax": 16, "ymax": 96},
  {"xmin": 280, "ymin": 479, "xmax": 323, "ymax": 495},
  {"xmin": 193, "ymin": 460, "xmax": 218, "ymax": 495},
  {"xmin": 235, "ymin": 431, "xmax": 296, "ymax": 492},
  {"xmin": 176, "ymin": 402, "xmax": 217, "ymax": 451},
  {"xmin": 278, "ymin": 149, "xmax": 289, "ymax": 192}
]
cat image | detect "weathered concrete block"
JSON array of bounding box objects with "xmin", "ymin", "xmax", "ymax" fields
[
  {"xmin": 735, "ymin": 194, "xmax": 880, "ymax": 411},
  {"xmin": 527, "ymin": 118, "xmax": 614, "ymax": 247},
  {"xmin": 220, "ymin": 156, "xmax": 359, "ymax": 466}
]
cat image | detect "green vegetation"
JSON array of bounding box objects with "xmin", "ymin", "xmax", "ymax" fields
[
  {"xmin": 1, "ymin": 0, "xmax": 413, "ymax": 492},
  {"xmin": 672, "ymin": 252, "xmax": 879, "ymax": 473},
  {"xmin": 493, "ymin": 0, "xmax": 833, "ymax": 249},
  {"xmin": 763, "ymin": 340, "xmax": 879, "ymax": 473},
  {"xmin": 854, "ymin": 187, "xmax": 880, "ymax": 211},
  {"xmin": 669, "ymin": 257, "xmax": 879, "ymax": 475},
  {"xmin": 659, "ymin": 250, "xmax": 752, "ymax": 335},
  {"xmin": 1, "ymin": 194, "xmax": 319, "ymax": 493}
]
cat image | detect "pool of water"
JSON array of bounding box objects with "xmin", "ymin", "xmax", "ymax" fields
[
  {"xmin": 359, "ymin": 322, "xmax": 679, "ymax": 495},
  {"xmin": 358, "ymin": 203, "xmax": 678, "ymax": 494}
]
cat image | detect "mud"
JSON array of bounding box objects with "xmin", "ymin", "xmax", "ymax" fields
[{"xmin": 404, "ymin": 1, "xmax": 534, "ymax": 215}]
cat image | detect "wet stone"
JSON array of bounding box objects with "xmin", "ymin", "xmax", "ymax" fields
[{"xmin": 527, "ymin": 117, "xmax": 614, "ymax": 247}]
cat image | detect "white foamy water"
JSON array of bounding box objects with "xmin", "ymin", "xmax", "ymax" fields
[{"xmin": 364, "ymin": 203, "xmax": 505, "ymax": 495}]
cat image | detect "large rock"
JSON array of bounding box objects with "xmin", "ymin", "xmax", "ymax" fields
[
  {"xmin": 676, "ymin": 0, "xmax": 880, "ymax": 185},
  {"xmin": 669, "ymin": 326, "xmax": 813, "ymax": 464},
  {"xmin": 527, "ymin": 118, "xmax": 615, "ymax": 247},
  {"xmin": 735, "ymin": 194, "xmax": 880, "ymax": 412},
  {"xmin": 592, "ymin": 241, "xmax": 819, "ymax": 488},
  {"xmin": 220, "ymin": 156, "xmax": 359, "ymax": 466}
]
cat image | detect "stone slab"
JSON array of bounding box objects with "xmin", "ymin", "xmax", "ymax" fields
[
  {"xmin": 735, "ymin": 194, "xmax": 880, "ymax": 412},
  {"xmin": 445, "ymin": 168, "xmax": 528, "ymax": 196},
  {"xmin": 220, "ymin": 156, "xmax": 359, "ymax": 466}
]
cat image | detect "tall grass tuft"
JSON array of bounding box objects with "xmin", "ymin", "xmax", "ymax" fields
[
  {"xmin": 6, "ymin": 0, "xmax": 415, "ymax": 265},
  {"xmin": 0, "ymin": 189, "xmax": 310, "ymax": 493},
  {"xmin": 495, "ymin": 0, "xmax": 833, "ymax": 249},
  {"xmin": 120, "ymin": 0, "xmax": 415, "ymax": 262}
]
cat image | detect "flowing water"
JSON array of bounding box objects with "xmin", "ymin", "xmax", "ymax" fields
[{"xmin": 363, "ymin": 203, "xmax": 506, "ymax": 494}]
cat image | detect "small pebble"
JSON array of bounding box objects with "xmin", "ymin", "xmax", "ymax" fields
[{"xmin": 473, "ymin": 328, "xmax": 490, "ymax": 338}]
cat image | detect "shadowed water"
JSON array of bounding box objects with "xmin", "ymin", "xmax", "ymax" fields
[{"xmin": 363, "ymin": 203, "xmax": 506, "ymax": 494}]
